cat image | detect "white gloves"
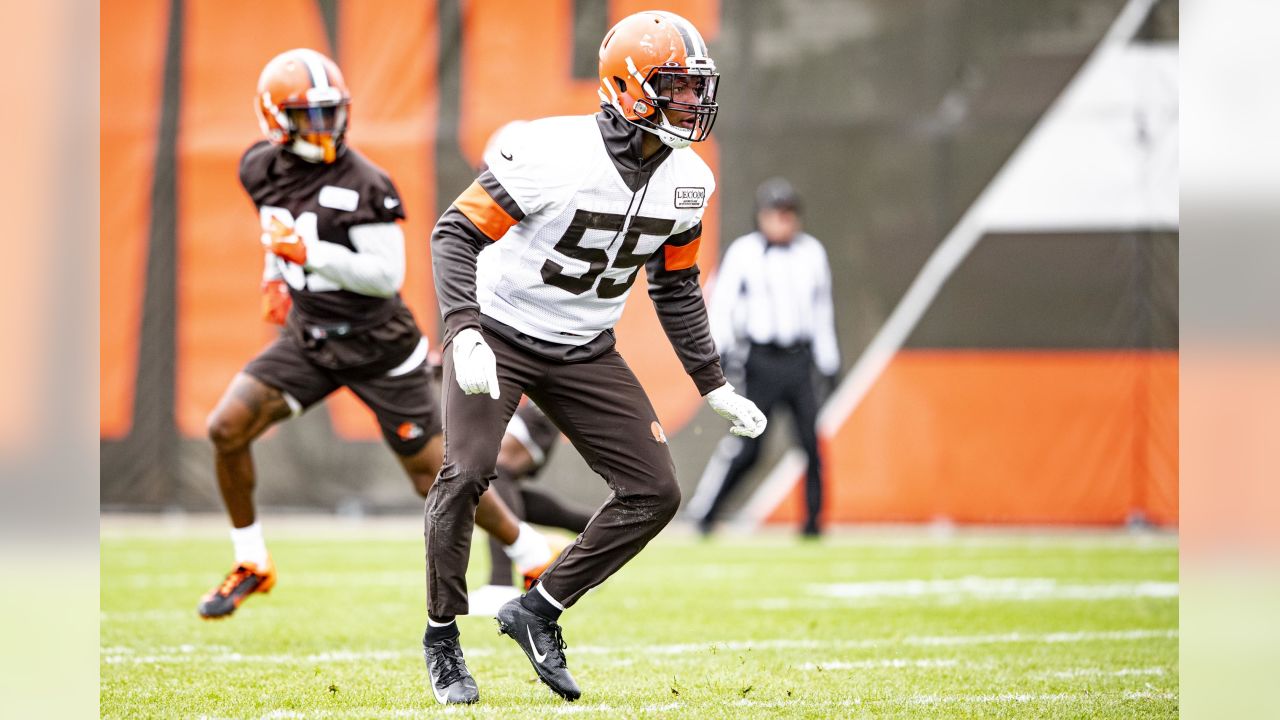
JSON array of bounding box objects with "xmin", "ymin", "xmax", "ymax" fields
[
  {"xmin": 452, "ymin": 328, "xmax": 500, "ymax": 399},
  {"xmin": 706, "ymin": 383, "xmax": 767, "ymax": 438}
]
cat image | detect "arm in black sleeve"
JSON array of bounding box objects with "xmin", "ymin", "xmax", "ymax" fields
[
  {"xmin": 431, "ymin": 170, "xmax": 525, "ymax": 345},
  {"xmin": 645, "ymin": 223, "xmax": 727, "ymax": 396},
  {"xmin": 430, "ymin": 206, "xmax": 490, "ymax": 346}
]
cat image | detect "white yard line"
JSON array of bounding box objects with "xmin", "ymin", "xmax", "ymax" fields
[
  {"xmin": 739, "ymin": 577, "xmax": 1179, "ymax": 609},
  {"xmin": 800, "ymin": 658, "xmax": 963, "ymax": 670},
  {"xmin": 106, "ymin": 572, "xmax": 423, "ymax": 590},
  {"xmin": 225, "ymin": 692, "xmax": 1179, "ymax": 720},
  {"xmin": 794, "ymin": 577, "xmax": 1178, "ymax": 603},
  {"xmin": 1044, "ymin": 666, "xmax": 1169, "ymax": 679},
  {"xmin": 732, "ymin": 690, "xmax": 1177, "ymax": 710},
  {"xmin": 106, "ymin": 628, "xmax": 1177, "ymax": 666}
]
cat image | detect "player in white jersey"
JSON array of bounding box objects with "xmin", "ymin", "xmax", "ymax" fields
[{"xmin": 420, "ymin": 11, "xmax": 766, "ymax": 704}]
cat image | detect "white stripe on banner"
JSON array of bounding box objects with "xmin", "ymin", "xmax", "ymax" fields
[{"xmin": 737, "ymin": 0, "xmax": 1165, "ymax": 529}]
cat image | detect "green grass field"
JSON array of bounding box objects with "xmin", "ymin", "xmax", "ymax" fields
[{"xmin": 101, "ymin": 518, "xmax": 1177, "ymax": 719}]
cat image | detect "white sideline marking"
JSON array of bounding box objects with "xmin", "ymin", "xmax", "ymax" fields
[
  {"xmin": 103, "ymin": 648, "xmax": 428, "ymax": 665},
  {"xmin": 801, "ymin": 658, "xmax": 962, "ymax": 670},
  {"xmin": 111, "ymin": 571, "xmax": 421, "ymax": 589},
  {"xmin": 799, "ymin": 659, "xmax": 1171, "ymax": 678},
  {"xmin": 570, "ymin": 628, "xmax": 1177, "ymax": 655},
  {"xmin": 732, "ymin": 690, "xmax": 1176, "ymax": 710},
  {"xmin": 901, "ymin": 691, "xmax": 1178, "ymax": 706},
  {"xmin": 236, "ymin": 692, "xmax": 1175, "ymax": 719},
  {"xmin": 804, "ymin": 577, "xmax": 1179, "ymax": 602},
  {"xmin": 1045, "ymin": 666, "xmax": 1168, "ymax": 679},
  {"xmin": 104, "ymin": 629, "xmax": 1176, "ymax": 666}
]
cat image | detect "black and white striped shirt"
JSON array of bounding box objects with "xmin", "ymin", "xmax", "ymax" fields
[{"xmin": 708, "ymin": 231, "xmax": 840, "ymax": 376}]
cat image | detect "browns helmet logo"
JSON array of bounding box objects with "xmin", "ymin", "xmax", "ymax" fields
[{"xmin": 650, "ymin": 421, "xmax": 668, "ymax": 444}]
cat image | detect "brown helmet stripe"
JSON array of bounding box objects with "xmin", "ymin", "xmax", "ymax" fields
[{"xmin": 661, "ymin": 13, "xmax": 704, "ymax": 58}]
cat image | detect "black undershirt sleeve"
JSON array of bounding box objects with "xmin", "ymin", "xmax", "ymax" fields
[
  {"xmin": 430, "ymin": 206, "xmax": 490, "ymax": 346},
  {"xmin": 644, "ymin": 223, "xmax": 726, "ymax": 395}
]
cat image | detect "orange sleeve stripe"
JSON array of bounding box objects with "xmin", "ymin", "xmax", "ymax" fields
[
  {"xmin": 453, "ymin": 180, "xmax": 517, "ymax": 241},
  {"xmin": 664, "ymin": 236, "xmax": 702, "ymax": 271}
]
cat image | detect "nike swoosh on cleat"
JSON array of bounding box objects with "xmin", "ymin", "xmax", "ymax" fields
[
  {"xmin": 527, "ymin": 626, "xmax": 547, "ymax": 664},
  {"xmin": 430, "ymin": 672, "xmax": 450, "ymax": 704}
]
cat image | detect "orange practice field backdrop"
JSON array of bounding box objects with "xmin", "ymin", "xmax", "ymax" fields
[{"xmin": 769, "ymin": 351, "xmax": 1178, "ymax": 525}]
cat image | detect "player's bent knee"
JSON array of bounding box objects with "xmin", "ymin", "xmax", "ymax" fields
[
  {"xmin": 206, "ymin": 410, "xmax": 251, "ymax": 454},
  {"xmin": 630, "ymin": 470, "xmax": 681, "ymax": 524},
  {"xmin": 654, "ymin": 480, "xmax": 682, "ymax": 523},
  {"xmin": 432, "ymin": 467, "xmax": 493, "ymax": 500}
]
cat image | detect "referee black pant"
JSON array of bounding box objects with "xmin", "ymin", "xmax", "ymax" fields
[{"xmin": 696, "ymin": 343, "xmax": 823, "ymax": 533}]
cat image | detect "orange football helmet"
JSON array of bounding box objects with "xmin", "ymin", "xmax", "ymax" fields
[
  {"xmin": 255, "ymin": 48, "xmax": 351, "ymax": 163},
  {"xmin": 598, "ymin": 11, "xmax": 719, "ymax": 149}
]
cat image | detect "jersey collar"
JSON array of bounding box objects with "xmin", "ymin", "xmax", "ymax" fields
[{"xmin": 595, "ymin": 105, "xmax": 673, "ymax": 193}]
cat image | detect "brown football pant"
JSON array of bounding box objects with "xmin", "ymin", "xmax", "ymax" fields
[{"xmin": 424, "ymin": 327, "xmax": 680, "ymax": 618}]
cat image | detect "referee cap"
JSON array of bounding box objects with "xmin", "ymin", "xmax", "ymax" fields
[{"xmin": 755, "ymin": 177, "xmax": 802, "ymax": 214}]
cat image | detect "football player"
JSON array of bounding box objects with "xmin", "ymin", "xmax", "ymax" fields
[
  {"xmin": 421, "ymin": 12, "xmax": 765, "ymax": 704},
  {"xmin": 198, "ymin": 49, "xmax": 557, "ymax": 620}
]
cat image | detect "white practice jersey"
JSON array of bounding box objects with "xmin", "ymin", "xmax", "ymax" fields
[{"xmin": 473, "ymin": 114, "xmax": 715, "ymax": 345}]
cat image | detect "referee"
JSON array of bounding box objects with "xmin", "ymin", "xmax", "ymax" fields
[{"xmin": 689, "ymin": 178, "xmax": 840, "ymax": 537}]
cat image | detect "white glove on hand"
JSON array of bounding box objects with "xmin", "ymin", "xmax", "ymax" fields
[
  {"xmin": 452, "ymin": 328, "xmax": 500, "ymax": 399},
  {"xmin": 706, "ymin": 383, "xmax": 767, "ymax": 438}
]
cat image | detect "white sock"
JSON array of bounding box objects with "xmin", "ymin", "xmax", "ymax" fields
[
  {"xmin": 503, "ymin": 522, "xmax": 550, "ymax": 572},
  {"xmin": 230, "ymin": 521, "xmax": 269, "ymax": 568}
]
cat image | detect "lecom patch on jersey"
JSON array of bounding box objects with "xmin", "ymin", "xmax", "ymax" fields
[{"xmin": 674, "ymin": 187, "xmax": 706, "ymax": 209}]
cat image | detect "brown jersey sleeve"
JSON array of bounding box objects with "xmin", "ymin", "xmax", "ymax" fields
[
  {"xmin": 238, "ymin": 140, "xmax": 274, "ymax": 205},
  {"xmin": 644, "ymin": 222, "xmax": 726, "ymax": 395},
  {"xmin": 347, "ymin": 164, "xmax": 407, "ymax": 226}
]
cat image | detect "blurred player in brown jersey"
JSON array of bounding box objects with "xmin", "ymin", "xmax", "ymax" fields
[{"xmin": 197, "ymin": 49, "xmax": 557, "ymax": 620}]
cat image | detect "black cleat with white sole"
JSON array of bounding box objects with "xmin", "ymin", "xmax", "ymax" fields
[
  {"xmin": 422, "ymin": 631, "xmax": 479, "ymax": 705},
  {"xmin": 496, "ymin": 598, "xmax": 581, "ymax": 701}
]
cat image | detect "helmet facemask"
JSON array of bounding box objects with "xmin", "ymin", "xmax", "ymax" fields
[
  {"xmin": 643, "ymin": 67, "xmax": 719, "ymax": 149},
  {"xmin": 282, "ymin": 101, "xmax": 349, "ymax": 163},
  {"xmin": 602, "ymin": 58, "xmax": 719, "ymax": 150}
]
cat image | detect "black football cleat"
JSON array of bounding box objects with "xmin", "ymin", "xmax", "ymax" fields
[
  {"xmin": 197, "ymin": 558, "xmax": 275, "ymax": 619},
  {"xmin": 496, "ymin": 598, "xmax": 581, "ymax": 701},
  {"xmin": 422, "ymin": 630, "xmax": 479, "ymax": 705}
]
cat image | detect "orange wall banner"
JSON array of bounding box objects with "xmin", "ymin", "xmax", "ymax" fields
[
  {"xmin": 325, "ymin": 1, "xmax": 440, "ymax": 441},
  {"xmin": 768, "ymin": 350, "xmax": 1179, "ymax": 526},
  {"xmin": 100, "ymin": 0, "xmax": 169, "ymax": 439},
  {"xmin": 174, "ymin": 0, "xmax": 331, "ymax": 436}
]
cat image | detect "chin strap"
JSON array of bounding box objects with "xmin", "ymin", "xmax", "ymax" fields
[
  {"xmin": 287, "ymin": 138, "xmax": 326, "ymax": 163},
  {"xmin": 641, "ymin": 110, "xmax": 695, "ymax": 149},
  {"xmin": 287, "ymin": 136, "xmax": 338, "ymax": 163}
]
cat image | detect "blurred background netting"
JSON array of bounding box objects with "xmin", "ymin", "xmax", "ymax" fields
[{"xmin": 100, "ymin": 0, "xmax": 1177, "ymax": 528}]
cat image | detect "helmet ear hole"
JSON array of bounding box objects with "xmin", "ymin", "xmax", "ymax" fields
[{"xmin": 613, "ymin": 76, "xmax": 627, "ymax": 94}]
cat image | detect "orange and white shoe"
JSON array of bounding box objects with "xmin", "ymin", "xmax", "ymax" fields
[
  {"xmin": 520, "ymin": 534, "xmax": 571, "ymax": 591},
  {"xmin": 197, "ymin": 558, "xmax": 276, "ymax": 619}
]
